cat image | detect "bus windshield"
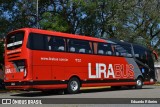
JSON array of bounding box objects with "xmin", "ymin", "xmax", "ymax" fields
[{"xmin": 6, "ymin": 32, "xmax": 24, "ymax": 50}]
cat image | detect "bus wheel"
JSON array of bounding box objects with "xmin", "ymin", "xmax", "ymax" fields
[
  {"xmin": 135, "ymin": 78, "xmax": 143, "ymax": 89},
  {"xmin": 67, "ymin": 77, "xmax": 80, "ymax": 94}
]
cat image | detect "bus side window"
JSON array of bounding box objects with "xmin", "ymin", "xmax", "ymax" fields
[
  {"xmin": 97, "ymin": 42, "xmax": 113, "ymax": 56},
  {"xmin": 68, "ymin": 39, "xmax": 92, "ymax": 54},
  {"xmin": 133, "ymin": 45, "xmax": 147, "ymax": 63},
  {"xmin": 28, "ymin": 33, "xmax": 46, "ymax": 50},
  {"xmin": 112, "ymin": 45, "xmax": 121, "ymax": 56},
  {"xmin": 122, "ymin": 44, "xmax": 132, "ymax": 57},
  {"xmin": 48, "ymin": 36, "xmax": 65, "ymax": 52},
  {"xmin": 148, "ymin": 51, "xmax": 154, "ymax": 69},
  {"xmin": 113, "ymin": 43, "xmax": 132, "ymax": 57}
]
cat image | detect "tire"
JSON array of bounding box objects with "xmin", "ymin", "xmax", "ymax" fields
[
  {"xmin": 67, "ymin": 77, "xmax": 80, "ymax": 94},
  {"xmin": 135, "ymin": 78, "xmax": 143, "ymax": 89}
]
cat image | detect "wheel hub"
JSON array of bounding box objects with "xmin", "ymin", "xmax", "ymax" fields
[
  {"xmin": 70, "ymin": 81, "xmax": 78, "ymax": 91},
  {"xmin": 137, "ymin": 80, "xmax": 142, "ymax": 86}
]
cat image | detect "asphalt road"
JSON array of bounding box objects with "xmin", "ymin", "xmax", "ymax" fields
[
  {"xmin": 0, "ymin": 85, "xmax": 159, "ymax": 98},
  {"xmin": 0, "ymin": 85, "xmax": 160, "ymax": 107}
]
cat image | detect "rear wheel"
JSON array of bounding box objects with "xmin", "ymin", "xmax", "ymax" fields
[
  {"xmin": 135, "ymin": 78, "xmax": 143, "ymax": 89},
  {"xmin": 67, "ymin": 77, "xmax": 80, "ymax": 94}
]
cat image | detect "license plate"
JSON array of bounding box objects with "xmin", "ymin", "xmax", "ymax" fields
[{"xmin": 11, "ymin": 83, "xmax": 15, "ymax": 86}]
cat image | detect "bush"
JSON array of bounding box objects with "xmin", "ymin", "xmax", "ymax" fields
[{"xmin": 0, "ymin": 41, "xmax": 4, "ymax": 65}]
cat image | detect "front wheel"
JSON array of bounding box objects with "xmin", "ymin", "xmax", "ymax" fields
[
  {"xmin": 135, "ymin": 78, "xmax": 143, "ymax": 89},
  {"xmin": 67, "ymin": 77, "xmax": 80, "ymax": 94}
]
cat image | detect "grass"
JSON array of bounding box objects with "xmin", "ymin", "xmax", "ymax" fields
[
  {"xmin": 156, "ymin": 81, "xmax": 160, "ymax": 84},
  {"xmin": 154, "ymin": 81, "xmax": 160, "ymax": 86}
]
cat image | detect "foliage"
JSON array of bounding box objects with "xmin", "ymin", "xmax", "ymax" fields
[
  {"xmin": 0, "ymin": 0, "xmax": 160, "ymax": 54},
  {"xmin": 0, "ymin": 41, "xmax": 4, "ymax": 65}
]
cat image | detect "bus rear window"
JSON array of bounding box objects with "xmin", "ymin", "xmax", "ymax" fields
[{"xmin": 7, "ymin": 32, "xmax": 24, "ymax": 50}]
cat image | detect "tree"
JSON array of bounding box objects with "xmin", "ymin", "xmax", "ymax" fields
[
  {"xmin": 0, "ymin": 41, "xmax": 4, "ymax": 65},
  {"xmin": 0, "ymin": 0, "xmax": 160, "ymax": 55},
  {"xmin": 121, "ymin": 0, "xmax": 160, "ymax": 51}
]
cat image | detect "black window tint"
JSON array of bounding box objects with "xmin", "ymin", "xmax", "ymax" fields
[
  {"xmin": 147, "ymin": 51, "xmax": 154, "ymax": 69},
  {"xmin": 27, "ymin": 33, "xmax": 65, "ymax": 51},
  {"xmin": 7, "ymin": 32, "xmax": 24, "ymax": 50},
  {"xmin": 27, "ymin": 33, "xmax": 47, "ymax": 50},
  {"xmin": 97, "ymin": 43, "xmax": 113, "ymax": 55},
  {"xmin": 133, "ymin": 45, "xmax": 148, "ymax": 63},
  {"xmin": 48, "ymin": 36, "xmax": 65, "ymax": 51},
  {"xmin": 114, "ymin": 43, "xmax": 132, "ymax": 57},
  {"xmin": 68, "ymin": 39, "xmax": 92, "ymax": 54}
]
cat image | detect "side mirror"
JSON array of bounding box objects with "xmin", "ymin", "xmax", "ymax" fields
[{"xmin": 153, "ymin": 50, "xmax": 158, "ymax": 61}]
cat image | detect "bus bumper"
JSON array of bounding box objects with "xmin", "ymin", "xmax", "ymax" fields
[
  {"xmin": 5, "ymin": 81, "xmax": 33, "ymax": 90},
  {"xmin": 4, "ymin": 81, "xmax": 67, "ymax": 90},
  {"xmin": 143, "ymin": 81, "xmax": 156, "ymax": 85}
]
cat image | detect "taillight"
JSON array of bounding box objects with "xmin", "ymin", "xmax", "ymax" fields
[
  {"xmin": 13, "ymin": 59, "xmax": 27, "ymax": 77},
  {"xmin": 24, "ymin": 68, "xmax": 27, "ymax": 77}
]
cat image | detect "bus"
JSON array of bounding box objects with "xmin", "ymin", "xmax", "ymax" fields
[{"xmin": 4, "ymin": 28, "xmax": 158, "ymax": 94}]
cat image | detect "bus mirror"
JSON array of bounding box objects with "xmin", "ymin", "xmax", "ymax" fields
[{"xmin": 153, "ymin": 50, "xmax": 158, "ymax": 61}]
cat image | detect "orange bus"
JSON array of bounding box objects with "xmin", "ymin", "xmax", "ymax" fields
[{"xmin": 4, "ymin": 28, "xmax": 158, "ymax": 94}]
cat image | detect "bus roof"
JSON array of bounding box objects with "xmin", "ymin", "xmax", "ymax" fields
[
  {"xmin": 10, "ymin": 28, "xmax": 106, "ymax": 43},
  {"xmin": 8, "ymin": 28, "xmax": 152, "ymax": 52}
]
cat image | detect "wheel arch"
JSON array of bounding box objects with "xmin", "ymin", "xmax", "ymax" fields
[
  {"xmin": 136, "ymin": 75, "xmax": 144, "ymax": 81},
  {"xmin": 68, "ymin": 75, "xmax": 82, "ymax": 87}
]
